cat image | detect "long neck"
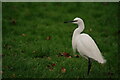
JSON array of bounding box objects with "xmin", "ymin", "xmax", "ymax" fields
[
  {"xmin": 72, "ymin": 22, "xmax": 85, "ymax": 41},
  {"xmin": 72, "ymin": 21, "xmax": 85, "ymax": 52},
  {"xmin": 73, "ymin": 22, "xmax": 85, "ymax": 36},
  {"xmin": 77, "ymin": 21, "xmax": 85, "ymax": 33}
]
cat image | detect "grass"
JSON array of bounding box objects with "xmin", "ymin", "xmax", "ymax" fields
[{"xmin": 2, "ymin": 2, "xmax": 118, "ymax": 78}]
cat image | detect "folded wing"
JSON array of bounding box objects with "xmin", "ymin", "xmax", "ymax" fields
[{"xmin": 76, "ymin": 33, "xmax": 106, "ymax": 64}]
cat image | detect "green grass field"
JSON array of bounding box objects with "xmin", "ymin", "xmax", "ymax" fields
[{"xmin": 2, "ymin": 2, "xmax": 118, "ymax": 78}]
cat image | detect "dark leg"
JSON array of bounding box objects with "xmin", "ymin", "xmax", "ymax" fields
[{"xmin": 87, "ymin": 58, "xmax": 92, "ymax": 75}]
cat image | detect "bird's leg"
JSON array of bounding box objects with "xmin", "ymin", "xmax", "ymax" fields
[{"xmin": 87, "ymin": 58, "xmax": 92, "ymax": 75}]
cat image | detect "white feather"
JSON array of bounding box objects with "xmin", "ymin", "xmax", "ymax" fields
[{"xmin": 72, "ymin": 17, "xmax": 106, "ymax": 64}]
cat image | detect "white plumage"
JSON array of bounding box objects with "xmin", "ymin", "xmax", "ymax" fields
[
  {"xmin": 65, "ymin": 17, "xmax": 106, "ymax": 64},
  {"xmin": 73, "ymin": 33, "xmax": 106, "ymax": 64}
]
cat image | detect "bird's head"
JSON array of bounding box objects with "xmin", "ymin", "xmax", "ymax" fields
[{"xmin": 64, "ymin": 17, "xmax": 83, "ymax": 25}]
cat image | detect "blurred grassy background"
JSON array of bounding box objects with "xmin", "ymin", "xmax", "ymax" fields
[{"xmin": 2, "ymin": 2, "xmax": 118, "ymax": 78}]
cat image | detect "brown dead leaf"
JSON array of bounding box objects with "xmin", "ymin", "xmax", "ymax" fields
[
  {"xmin": 46, "ymin": 36, "xmax": 51, "ymax": 40},
  {"xmin": 58, "ymin": 52, "xmax": 72, "ymax": 58},
  {"xmin": 62, "ymin": 52, "xmax": 70, "ymax": 57},
  {"xmin": 61, "ymin": 67, "xmax": 66, "ymax": 73},
  {"xmin": 74, "ymin": 55, "xmax": 80, "ymax": 58},
  {"xmin": 68, "ymin": 56, "xmax": 72, "ymax": 58},
  {"xmin": 51, "ymin": 63, "xmax": 56, "ymax": 67}
]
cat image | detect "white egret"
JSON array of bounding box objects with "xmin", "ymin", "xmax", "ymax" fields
[{"xmin": 64, "ymin": 17, "xmax": 106, "ymax": 75}]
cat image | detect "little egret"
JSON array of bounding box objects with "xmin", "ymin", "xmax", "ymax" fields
[{"xmin": 64, "ymin": 17, "xmax": 106, "ymax": 75}]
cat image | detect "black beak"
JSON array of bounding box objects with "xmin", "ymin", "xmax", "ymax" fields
[{"xmin": 64, "ymin": 20, "xmax": 76, "ymax": 23}]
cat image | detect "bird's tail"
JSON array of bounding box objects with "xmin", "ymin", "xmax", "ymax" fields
[{"xmin": 98, "ymin": 58, "xmax": 106, "ymax": 64}]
